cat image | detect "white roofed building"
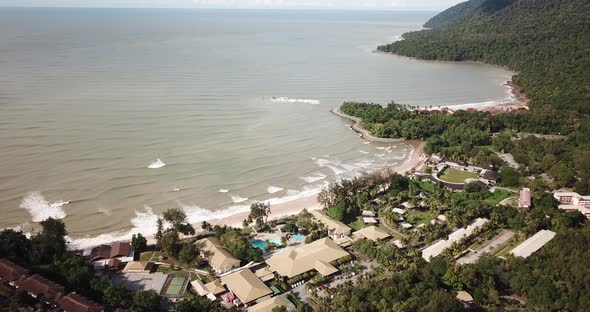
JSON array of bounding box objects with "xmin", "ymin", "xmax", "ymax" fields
[
  {"xmin": 422, "ymin": 218, "xmax": 489, "ymax": 262},
  {"xmin": 510, "ymin": 230, "xmax": 556, "ymax": 258}
]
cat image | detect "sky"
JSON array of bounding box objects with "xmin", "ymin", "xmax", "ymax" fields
[{"xmin": 0, "ymin": 0, "xmax": 465, "ymax": 10}]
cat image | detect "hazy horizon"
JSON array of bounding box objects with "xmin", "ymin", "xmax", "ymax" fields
[{"xmin": 0, "ymin": 0, "xmax": 463, "ymax": 11}]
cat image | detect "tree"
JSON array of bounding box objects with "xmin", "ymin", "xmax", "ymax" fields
[
  {"xmin": 132, "ymin": 233, "xmax": 148, "ymax": 253},
  {"xmin": 0, "ymin": 229, "xmax": 32, "ymax": 264},
  {"xmin": 155, "ymin": 218, "xmax": 164, "ymax": 248},
  {"xmin": 178, "ymin": 243, "xmax": 198, "ymax": 264},
  {"xmin": 163, "ymin": 208, "xmax": 195, "ymax": 236},
  {"xmin": 499, "ymin": 166, "xmax": 520, "ymax": 187},
  {"xmin": 420, "ymin": 290, "xmax": 463, "ymax": 312},
  {"xmin": 132, "ymin": 290, "xmax": 160, "ymax": 312},
  {"xmin": 244, "ymin": 202, "xmax": 271, "ymax": 228},
  {"xmin": 159, "ymin": 230, "xmax": 180, "ymax": 258},
  {"xmin": 31, "ymin": 217, "xmax": 68, "ymax": 264},
  {"xmin": 104, "ymin": 285, "xmax": 133, "ymax": 311},
  {"xmin": 171, "ymin": 296, "xmax": 225, "ymax": 312},
  {"xmin": 283, "ymin": 223, "xmax": 298, "ymax": 233}
]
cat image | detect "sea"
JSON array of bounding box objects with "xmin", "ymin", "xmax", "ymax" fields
[{"xmin": 0, "ymin": 8, "xmax": 514, "ymax": 248}]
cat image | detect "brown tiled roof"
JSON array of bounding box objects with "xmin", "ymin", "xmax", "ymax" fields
[
  {"xmin": 0, "ymin": 259, "xmax": 29, "ymax": 282},
  {"xmin": 58, "ymin": 292, "xmax": 104, "ymax": 312},
  {"xmin": 110, "ymin": 242, "xmax": 131, "ymax": 258},
  {"xmin": 90, "ymin": 245, "xmax": 112, "ymax": 261},
  {"xmin": 17, "ymin": 274, "xmax": 64, "ymax": 301},
  {"xmin": 106, "ymin": 258, "xmax": 121, "ymax": 268}
]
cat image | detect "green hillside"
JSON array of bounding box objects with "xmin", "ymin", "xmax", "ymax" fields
[{"xmin": 380, "ymin": 0, "xmax": 590, "ymax": 114}]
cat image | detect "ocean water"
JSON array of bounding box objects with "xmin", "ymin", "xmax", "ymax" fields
[{"xmin": 0, "ymin": 8, "xmax": 514, "ymax": 247}]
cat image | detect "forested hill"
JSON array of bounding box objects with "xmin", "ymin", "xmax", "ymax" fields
[
  {"xmin": 424, "ymin": 0, "xmax": 515, "ymax": 28},
  {"xmin": 379, "ymin": 0, "xmax": 590, "ymax": 114}
]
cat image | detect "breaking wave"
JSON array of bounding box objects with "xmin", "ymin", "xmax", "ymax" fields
[
  {"xmin": 271, "ymin": 97, "xmax": 320, "ymax": 105},
  {"xmin": 218, "ymin": 189, "xmax": 229, "ymax": 193},
  {"xmin": 300, "ymin": 173, "xmax": 327, "ymax": 183},
  {"xmin": 267, "ymin": 186, "xmax": 284, "ymax": 194},
  {"xmin": 231, "ymin": 194, "xmax": 249, "ymax": 203},
  {"xmin": 20, "ymin": 192, "xmax": 68, "ymax": 222},
  {"xmin": 148, "ymin": 158, "xmax": 166, "ymax": 169}
]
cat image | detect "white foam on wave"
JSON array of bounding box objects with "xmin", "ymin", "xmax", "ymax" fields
[
  {"xmin": 300, "ymin": 173, "xmax": 327, "ymax": 183},
  {"xmin": 148, "ymin": 158, "xmax": 166, "ymax": 169},
  {"xmin": 181, "ymin": 204, "xmax": 251, "ymax": 226},
  {"xmin": 271, "ymin": 97, "xmax": 320, "ymax": 105},
  {"xmin": 267, "ymin": 186, "xmax": 284, "ymax": 194},
  {"xmin": 358, "ymin": 150, "xmax": 369, "ymax": 155},
  {"xmin": 97, "ymin": 207, "xmax": 112, "ymax": 216},
  {"xmin": 286, "ymin": 189, "xmax": 301, "ymax": 196},
  {"xmin": 218, "ymin": 189, "xmax": 229, "ymax": 193},
  {"xmin": 376, "ymin": 153, "xmax": 385, "ymax": 157},
  {"xmin": 68, "ymin": 205, "xmax": 162, "ymax": 250},
  {"xmin": 20, "ymin": 192, "xmax": 68, "ymax": 222},
  {"xmin": 363, "ymin": 142, "xmax": 371, "ymax": 145},
  {"xmin": 230, "ymin": 194, "xmax": 249, "ymax": 203}
]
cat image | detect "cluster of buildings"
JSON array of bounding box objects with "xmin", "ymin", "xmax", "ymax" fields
[
  {"xmin": 417, "ymin": 157, "xmax": 499, "ymax": 192},
  {"xmin": 554, "ymin": 191, "xmax": 590, "ymax": 218},
  {"xmin": 192, "ymin": 209, "xmax": 399, "ymax": 310},
  {"xmin": 422, "ymin": 218, "xmax": 489, "ymax": 262},
  {"xmin": 0, "ymin": 259, "xmax": 104, "ymax": 312}
]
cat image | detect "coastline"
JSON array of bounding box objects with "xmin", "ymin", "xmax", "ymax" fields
[
  {"xmin": 143, "ymin": 139, "xmax": 426, "ymax": 246},
  {"xmin": 373, "ymin": 50, "xmax": 530, "ymax": 113},
  {"xmin": 330, "ymin": 107, "xmax": 404, "ymax": 143}
]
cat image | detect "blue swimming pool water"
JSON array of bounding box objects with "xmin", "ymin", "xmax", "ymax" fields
[
  {"xmin": 251, "ymin": 238, "xmax": 283, "ymax": 251},
  {"xmin": 292, "ymin": 234, "xmax": 304, "ymax": 241}
]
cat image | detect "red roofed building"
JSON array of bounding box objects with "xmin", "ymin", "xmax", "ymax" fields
[
  {"xmin": 17, "ymin": 274, "xmax": 65, "ymax": 303},
  {"xmin": 90, "ymin": 245, "xmax": 112, "ymax": 261},
  {"xmin": 58, "ymin": 292, "xmax": 104, "ymax": 312},
  {"xmin": 0, "ymin": 259, "xmax": 29, "ymax": 285},
  {"xmin": 110, "ymin": 242, "xmax": 131, "ymax": 258}
]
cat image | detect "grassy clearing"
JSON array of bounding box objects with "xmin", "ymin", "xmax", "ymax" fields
[
  {"xmin": 439, "ymin": 168, "xmax": 478, "ymax": 183},
  {"xmin": 484, "ymin": 189, "xmax": 514, "ymax": 205},
  {"xmin": 347, "ymin": 217, "xmax": 367, "ymax": 231},
  {"xmin": 406, "ymin": 210, "xmax": 433, "ymax": 226}
]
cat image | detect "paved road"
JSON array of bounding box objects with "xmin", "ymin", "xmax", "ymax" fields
[{"xmin": 457, "ymin": 230, "xmax": 515, "ymax": 265}]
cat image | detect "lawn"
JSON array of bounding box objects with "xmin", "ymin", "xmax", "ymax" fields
[
  {"xmin": 406, "ymin": 210, "xmax": 433, "ymax": 226},
  {"xmin": 484, "ymin": 189, "xmax": 513, "ymax": 205},
  {"xmin": 347, "ymin": 217, "xmax": 367, "ymax": 231},
  {"xmin": 418, "ymin": 180, "xmax": 434, "ymax": 192},
  {"xmin": 439, "ymin": 168, "xmax": 478, "ymax": 183}
]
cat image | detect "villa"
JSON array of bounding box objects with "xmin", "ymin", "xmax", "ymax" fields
[
  {"xmin": 353, "ymin": 226, "xmax": 391, "ymax": 241},
  {"xmin": 57, "ymin": 292, "xmax": 104, "ymax": 312},
  {"xmin": 265, "ymin": 237, "xmax": 349, "ymax": 278},
  {"xmin": 16, "ymin": 274, "xmax": 65, "ymax": 305},
  {"xmin": 85, "ymin": 241, "xmax": 134, "ymax": 269},
  {"xmin": 197, "ymin": 237, "xmax": 241, "ymax": 275},
  {"xmin": 311, "ymin": 210, "xmax": 352, "ymax": 239},
  {"xmin": 220, "ymin": 269, "xmax": 272, "ymax": 306}
]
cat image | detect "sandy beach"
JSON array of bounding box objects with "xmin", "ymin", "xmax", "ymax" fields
[{"xmin": 199, "ymin": 139, "xmax": 426, "ymax": 229}]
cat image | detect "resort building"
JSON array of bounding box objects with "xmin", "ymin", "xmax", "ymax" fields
[
  {"xmin": 510, "ymin": 230, "xmax": 556, "ymax": 258},
  {"xmin": 520, "ymin": 188, "xmax": 531, "ymax": 208},
  {"xmin": 85, "ymin": 241, "xmax": 134, "ymax": 269},
  {"xmin": 362, "ymin": 217, "xmax": 378, "ymax": 224},
  {"xmin": 58, "ymin": 292, "xmax": 104, "ymax": 312},
  {"xmin": 16, "ymin": 274, "xmax": 65, "ymax": 304},
  {"xmin": 392, "ymin": 208, "xmax": 406, "ymax": 215},
  {"xmin": 220, "ymin": 269, "xmax": 272, "ymax": 306},
  {"xmin": 265, "ymin": 237, "xmax": 349, "ymax": 278},
  {"xmin": 197, "ymin": 237, "xmax": 241, "ymax": 275},
  {"xmin": 353, "ymin": 226, "xmax": 391, "ymax": 241},
  {"xmin": 248, "ymin": 295, "xmax": 295, "ymax": 312},
  {"xmin": 362, "ymin": 210, "xmax": 376, "ymax": 217},
  {"xmin": 422, "ymin": 218, "xmax": 489, "ymax": 262},
  {"xmin": 479, "ymin": 169, "xmax": 499, "ymax": 185},
  {"xmin": 0, "ymin": 259, "xmax": 29, "ymax": 286},
  {"xmin": 554, "ymin": 191, "xmax": 590, "ymax": 218},
  {"xmin": 310, "ymin": 210, "xmax": 352, "ymax": 239}
]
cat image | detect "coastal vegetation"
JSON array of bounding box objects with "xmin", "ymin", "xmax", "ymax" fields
[
  {"xmin": 340, "ymin": 102, "xmax": 589, "ymax": 193},
  {"xmin": 379, "ymin": 0, "xmax": 590, "ymax": 115}
]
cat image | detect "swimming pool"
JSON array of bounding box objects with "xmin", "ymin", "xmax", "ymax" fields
[
  {"xmin": 251, "ymin": 238, "xmax": 283, "ymax": 251},
  {"xmin": 292, "ymin": 234, "xmax": 304, "ymax": 241}
]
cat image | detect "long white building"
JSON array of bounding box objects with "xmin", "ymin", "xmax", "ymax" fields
[
  {"xmin": 510, "ymin": 230, "xmax": 556, "ymax": 258},
  {"xmin": 422, "ymin": 218, "xmax": 489, "ymax": 262}
]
